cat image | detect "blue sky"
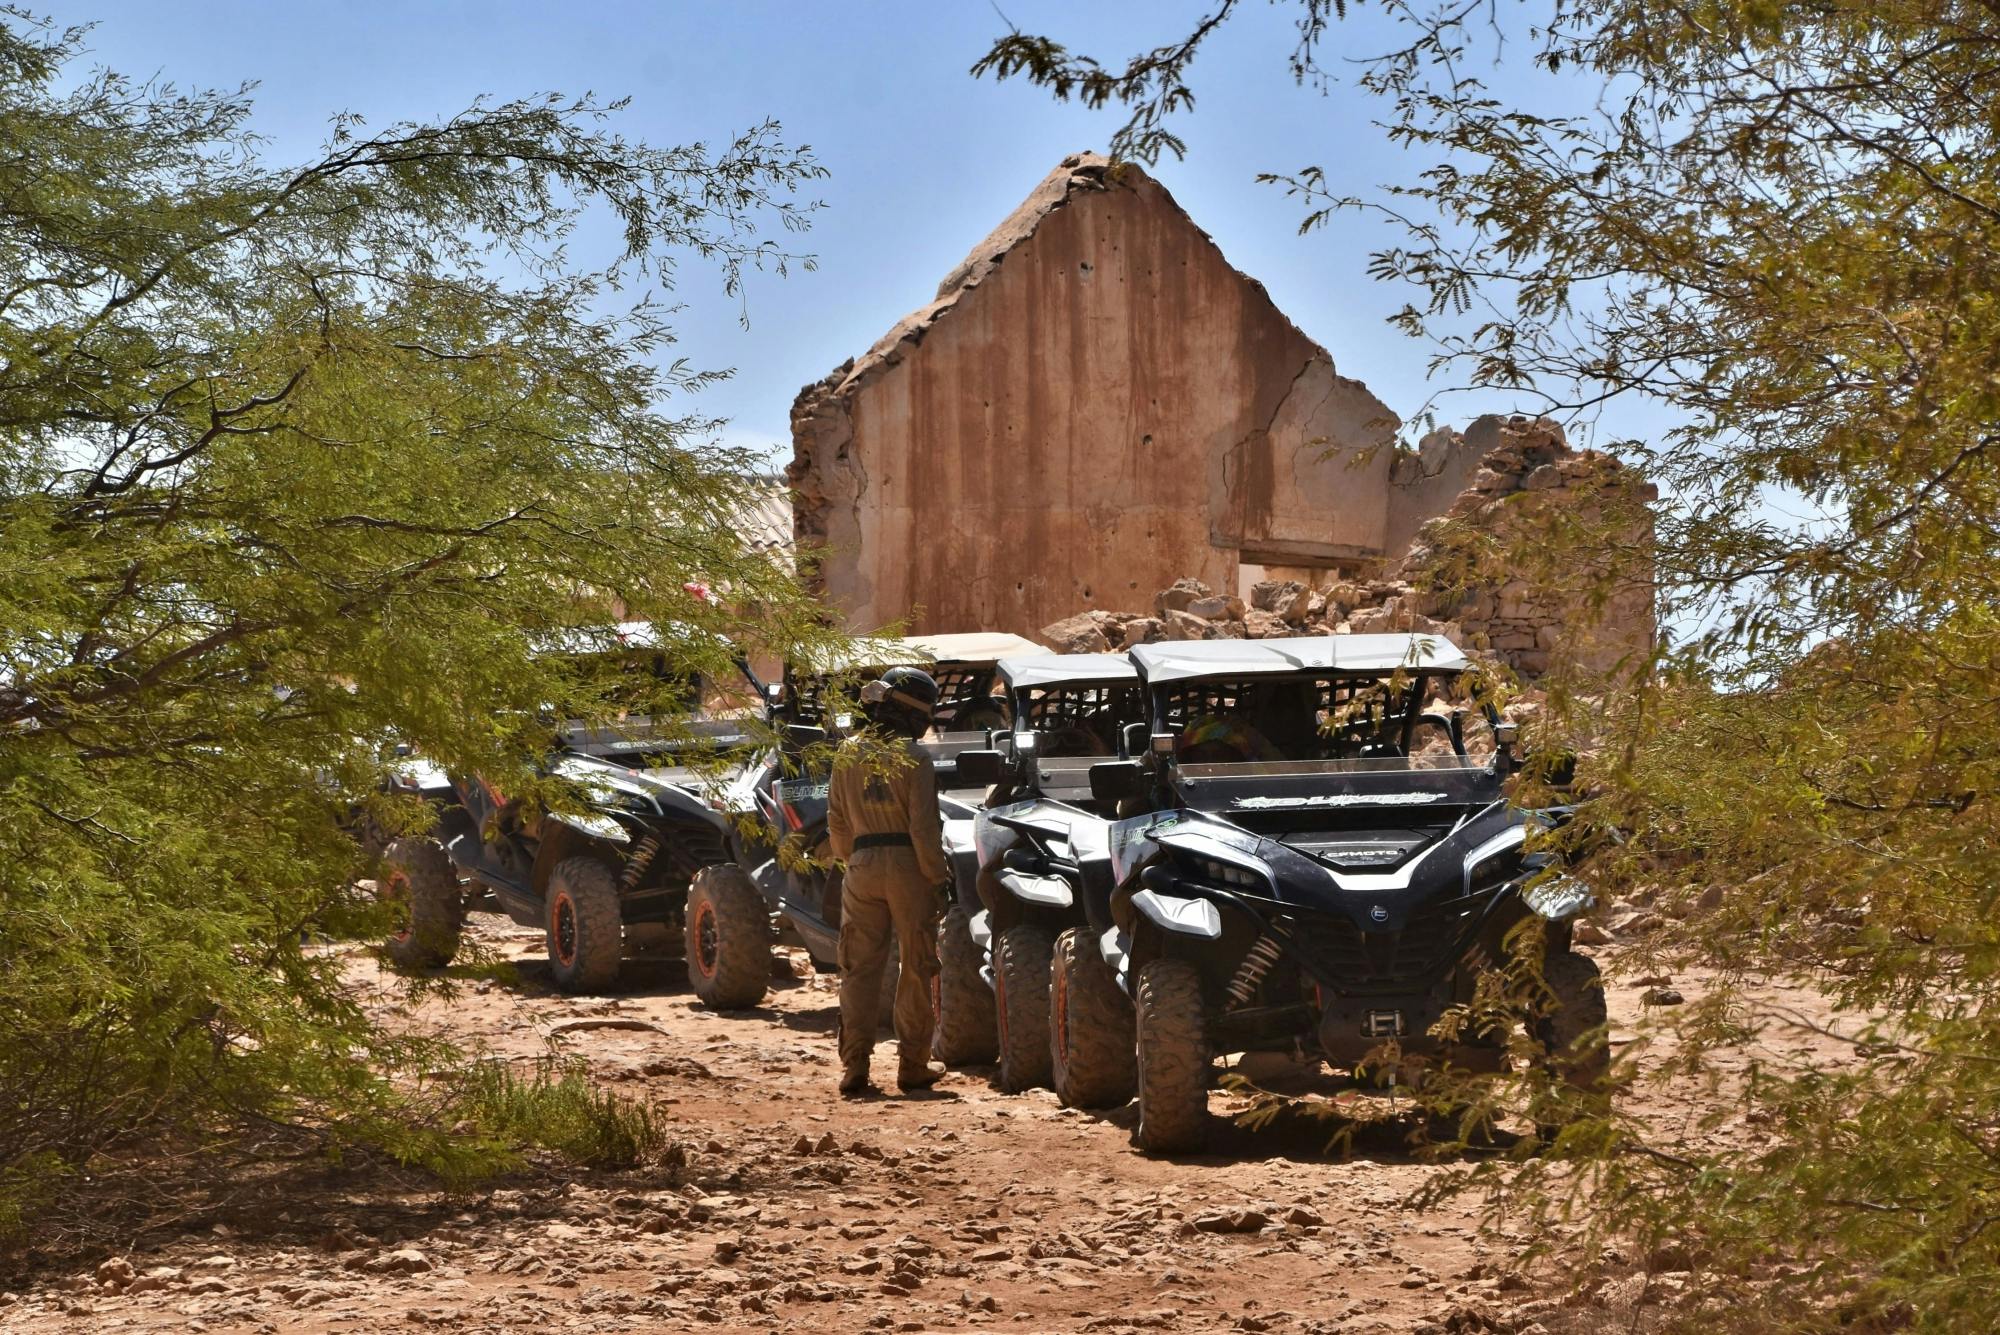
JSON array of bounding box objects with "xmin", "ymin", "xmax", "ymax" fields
[{"xmin": 46, "ymin": 2, "xmax": 1628, "ymax": 463}]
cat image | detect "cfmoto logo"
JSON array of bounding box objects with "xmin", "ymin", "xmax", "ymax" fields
[{"xmin": 1369, "ymin": 904, "xmax": 1389, "ymax": 924}]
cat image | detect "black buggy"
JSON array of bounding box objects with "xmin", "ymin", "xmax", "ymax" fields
[
  {"xmin": 375, "ymin": 622, "xmax": 775, "ymax": 1006},
  {"xmin": 1079, "ymin": 635, "xmax": 1607, "ymax": 1152},
  {"xmin": 942, "ymin": 653, "xmax": 1148, "ymax": 1103},
  {"xmin": 740, "ymin": 632, "xmax": 1050, "ymax": 991}
]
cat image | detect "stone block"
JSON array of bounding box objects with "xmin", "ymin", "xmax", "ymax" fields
[
  {"xmin": 1116, "ymin": 616, "xmax": 1163, "ymax": 648},
  {"xmin": 1185, "ymin": 594, "xmax": 1245, "ymax": 621},
  {"xmin": 1243, "ymin": 608, "xmax": 1288, "ymax": 639},
  {"xmin": 1274, "ymin": 583, "xmax": 1313, "ymax": 624},
  {"xmin": 1155, "ymin": 577, "xmax": 1212, "ymax": 616},
  {"xmin": 1039, "ymin": 612, "xmax": 1113, "ymax": 655},
  {"xmin": 1162, "ymin": 609, "xmax": 1217, "ymax": 641}
]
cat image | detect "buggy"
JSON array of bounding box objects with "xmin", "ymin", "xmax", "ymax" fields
[
  {"xmin": 375, "ymin": 622, "xmax": 775, "ymax": 1005},
  {"xmin": 1075, "ymin": 635, "xmax": 1607, "ymax": 1152},
  {"xmin": 941, "ymin": 653, "xmax": 1148, "ymax": 1104}
]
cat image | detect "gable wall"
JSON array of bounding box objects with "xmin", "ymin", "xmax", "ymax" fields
[{"xmin": 790, "ymin": 162, "xmax": 1418, "ymax": 639}]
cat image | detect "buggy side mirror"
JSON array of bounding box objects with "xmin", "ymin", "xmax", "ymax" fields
[
  {"xmin": 783, "ymin": 723, "xmax": 826, "ymax": 754},
  {"xmin": 1090, "ymin": 759, "xmax": 1147, "ymax": 804},
  {"xmin": 953, "ymin": 749, "xmax": 1006, "ymax": 787},
  {"xmin": 1119, "ymin": 721, "xmax": 1149, "ymax": 759}
]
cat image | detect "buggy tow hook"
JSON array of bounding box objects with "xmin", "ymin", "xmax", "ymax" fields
[
  {"xmin": 1225, "ymin": 932, "xmax": 1286, "ymax": 1008},
  {"xmin": 620, "ymin": 834, "xmax": 662, "ymax": 890},
  {"xmin": 1362, "ymin": 1010, "xmax": 1407, "ymax": 1039}
]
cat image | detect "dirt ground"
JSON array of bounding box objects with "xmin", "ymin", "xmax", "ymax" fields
[{"xmin": 1, "ymin": 914, "xmax": 1836, "ymax": 1335}]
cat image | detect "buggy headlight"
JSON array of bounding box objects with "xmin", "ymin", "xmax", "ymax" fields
[
  {"xmin": 1524, "ymin": 873, "xmax": 1594, "ymax": 920},
  {"xmin": 1195, "ymin": 857, "xmax": 1263, "ymax": 889},
  {"xmin": 1462, "ymin": 825, "xmax": 1527, "ymax": 894}
]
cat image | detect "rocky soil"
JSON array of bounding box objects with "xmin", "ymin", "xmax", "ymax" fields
[{"xmin": 0, "ymin": 912, "xmax": 1840, "ymax": 1335}]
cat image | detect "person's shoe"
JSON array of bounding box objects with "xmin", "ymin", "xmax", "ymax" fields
[
  {"xmin": 839, "ymin": 1066, "xmax": 873, "ymax": 1097},
  {"xmin": 898, "ymin": 1062, "xmax": 946, "ymax": 1091}
]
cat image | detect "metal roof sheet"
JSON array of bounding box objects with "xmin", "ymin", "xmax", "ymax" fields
[
  {"xmin": 796, "ymin": 631, "xmax": 1051, "ymax": 676},
  {"xmin": 1128, "ymin": 633, "xmax": 1470, "ymax": 683},
  {"xmin": 998, "ymin": 652, "xmax": 1138, "ymax": 690}
]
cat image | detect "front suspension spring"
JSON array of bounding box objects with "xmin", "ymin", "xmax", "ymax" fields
[
  {"xmin": 620, "ymin": 834, "xmax": 662, "ymax": 891},
  {"xmin": 1225, "ymin": 933, "xmax": 1286, "ymax": 1008}
]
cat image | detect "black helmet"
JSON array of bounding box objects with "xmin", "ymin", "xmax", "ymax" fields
[{"xmin": 860, "ymin": 666, "xmax": 939, "ymax": 736}]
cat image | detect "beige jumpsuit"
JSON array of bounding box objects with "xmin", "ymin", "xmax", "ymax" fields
[{"xmin": 827, "ymin": 733, "xmax": 949, "ymax": 1080}]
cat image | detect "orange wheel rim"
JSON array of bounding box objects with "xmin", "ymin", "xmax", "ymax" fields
[
  {"xmin": 1054, "ymin": 967, "xmax": 1070, "ymax": 1062},
  {"xmin": 552, "ymin": 892, "xmax": 577, "ymax": 965},
  {"xmin": 995, "ymin": 964, "xmax": 1009, "ymax": 1051},
  {"xmin": 385, "ymin": 870, "xmax": 413, "ymax": 941},
  {"xmin": 693, "ymin": 901, "xmax": 717, "ymax": 978}
]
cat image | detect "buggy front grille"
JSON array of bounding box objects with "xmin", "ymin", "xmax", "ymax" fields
[{"xmin": 1289, "ymin": 892, "xmax": 1488, "ymax": 994}]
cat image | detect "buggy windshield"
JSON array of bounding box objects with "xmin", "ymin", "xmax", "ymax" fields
[
  {"xmin": 785, "ymin": 664, "xmax": 1010, "ymax": 733},
  {"xmin": 1014, "ymin": 680, "xmax": 1145, "ymax": 757},
  {"xmin": 1154, "ymin": 670, "xmax": 1496, "ymax": 774}
]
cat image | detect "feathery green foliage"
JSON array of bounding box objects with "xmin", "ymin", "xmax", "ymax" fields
[
  {"xmin": 0, "ymin": 9, "xmax": 831, "ymax": 1226},
  {"xmin": 980, "ymin": 2, "xmax": 2000, "ymax": 1326}
]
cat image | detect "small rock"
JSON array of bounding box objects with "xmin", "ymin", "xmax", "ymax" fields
[
  {"xmin": 94, "ymin": 1258, "xmax": 135, "ymax": 1287},
  {"xmin": 547, "ymin": 1016, "xmax": 668, "ymax": 1036},
  {"xmin": 1192, "ymin": 1209, "xmax": 1270, "ymax": 1234},
  {"xmin": 370, "ymin": 1248, "xmax": 433, "ymax": 1275},
  {"xmin": 1642, "ymin": 987, "xmax": 1685, "ymax": 1007}
]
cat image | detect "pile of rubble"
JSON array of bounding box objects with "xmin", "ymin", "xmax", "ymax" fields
[
  {"xmin": 1039, "ymin": 415, "xmax": 1655, "ymax": 678},
  {"xmin": 1037, "ymin": 574, "xmax": 1445, "ymax": 652}
]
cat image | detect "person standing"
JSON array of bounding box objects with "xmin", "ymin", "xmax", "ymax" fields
[{"xmin": 826, "ymin": 666, "xmax": 950, "ymax": 1095}]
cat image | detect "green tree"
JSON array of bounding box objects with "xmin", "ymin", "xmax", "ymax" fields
[
  {"xmin": 982, "ymin": 2, "xmax": 2000, "ymax": 1327},
  {"xmin": 0, "ymin": 11, "xmax": 832, "ymax": 1229}
]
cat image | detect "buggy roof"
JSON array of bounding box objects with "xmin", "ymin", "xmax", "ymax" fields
[
  {"xmin": 1129, "ymin": 634, "xmax": 1469, "ymax": 684},
  {"xmin": 999, "ymin": 653, "xmax": 1138, "ymax": 691},
  {"xmin": 796, "ymin": 631, "xmax": 1050, "ymax": 676}
]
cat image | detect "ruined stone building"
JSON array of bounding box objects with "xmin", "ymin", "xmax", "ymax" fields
[{"xmin": 787, "ymin": 153, "xmax": 1654, "ymax": 676}]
